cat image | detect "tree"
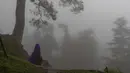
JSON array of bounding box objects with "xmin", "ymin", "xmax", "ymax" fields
[
  {"xmin": 56, "ymin": 28, "xmax": 99, "ymax": 69},
  {"xmin": 106, "ymin": 17, "xmax": 130, "ymax": 73},
  {"xmin": 12, "ymin": 0, "xmax": 26, "ymax": 42},
  {"xmin": 39, "ymin": 31, "xmax": 59, "ymax": 61},
  {"xmin": 75, "ymin": 29, "xmax": 99, "ymax": 69},
  {"xmin": 108, "ymin": 17, "xmax": 130, "ymax": 59},
  {"xmin": 52, "ymin": 24, "xmax": 71, "ymax": 69},
  {"xmin": 33, "ymin": 23, "xmax": 59, "ymax": 64},
  {"xmin": 59, "ymin": 24, "xmax": 71, "ymax": 54},
  {"xmin": 13, "ymin": 0, "xmax": 84, "ymax": 43}
]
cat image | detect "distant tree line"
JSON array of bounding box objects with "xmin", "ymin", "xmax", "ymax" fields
[{"xmin": 103, "ymin": 17, "xmax": 130, "ymax": 73}]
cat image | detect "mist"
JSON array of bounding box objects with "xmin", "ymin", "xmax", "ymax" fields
[{"xmin": 1, "ymin": 0, "xmax": 130, "ymax": 73}]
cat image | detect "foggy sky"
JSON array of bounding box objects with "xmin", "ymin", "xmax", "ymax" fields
[
  {"xmin": 1, "ymin": 0, "xmax": 130, "ymax": 58},
  {"xmin": 1, "ymin": 0, "xmax": 130, "ymax": 41}
]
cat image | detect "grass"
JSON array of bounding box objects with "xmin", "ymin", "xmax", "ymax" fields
[
  {"xmin": 0, "ymin": 52, "xmax": 45, "ymax": 73},
  {"xmin": 0, "ymin": 34, "xmax": 123, "ymax": 73},
  {"xmin": 0, "ymin": 34, "xmax": 29, "ymax": 59}
]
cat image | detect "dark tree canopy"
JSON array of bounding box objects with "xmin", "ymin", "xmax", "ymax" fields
[
  {"xmin": 30, "ymin": 0, "xmax": 84, "ymax": 28},
  {"xmin": 13, "ymin": 0, "xmax": 84, "ymax": 43},
  {"xmin": 59, "ymin": 0, "xmax": 84, "ymax": 13}
]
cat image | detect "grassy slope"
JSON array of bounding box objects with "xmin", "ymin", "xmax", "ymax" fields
[
  {"xmin": 0, "ymin": 34, "xmax": 122, "ymax": 73},
  {"xmin": 0, "ymin": 34, "xmax": 29, "ymax": 59},
  {"xmin": 0, "ymin": 52, "xmax": 44, "ymax": 73},
  {"xmin": 0, "ymin": 34, "xmax": 44, "ymax": 73}
]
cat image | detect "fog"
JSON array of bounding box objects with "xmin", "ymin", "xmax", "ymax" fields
[{"xmin": 1, "ymin": 0, "xmax": 130, "ymax": 72}]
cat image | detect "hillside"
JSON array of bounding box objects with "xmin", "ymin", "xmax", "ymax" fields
[
  {"xmin": 0, "ymin": 34, "xmax": 29, "ymax": 59},
  {"xmin": 0, "ymin": 34, "xmax": 122, "ymax": 73}
]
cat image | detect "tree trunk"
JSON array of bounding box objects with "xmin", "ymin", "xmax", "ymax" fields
[{"xmin": 12, "ymin": 0, "xmax": 26, "ymax": 43}]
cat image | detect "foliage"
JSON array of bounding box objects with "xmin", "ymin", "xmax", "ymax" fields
[
  {"xmin": 59, "ymin": 0, "xmax": 84, "ymax": 13},
  {"xmin": 74, "ymin": 29, "xmax": 98, "ymax": 69},
  {"xmin": 30, "ymin": 0, "xmax": 84, "ymax": 28},
  {"xmin": 30, "ymin": 0, "xmax": 57, "ymax": 28},
  {"xmin": 108, "ymin": 17, "xmax": 130, "ymax": 56},
  {"xmin": 105, "ymin": 17, "xmax": 130, "ymax": 73},
  {"xmin": 55, "ymin": 28, "xmax": 99, "ymax": 69}
]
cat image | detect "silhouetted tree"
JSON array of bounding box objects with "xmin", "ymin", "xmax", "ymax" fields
[
  {"xmin": 34, "ymin": 23, "xmax": 59, "ymax": 64},
  {"xmin": 109, "ymin": 17, "xmax": 130, "ymax": 57},
  {"xmin": 59, "ymin": 24, "xmax": 71, "ymax": 54},
  {"xmin": 106, "ymin": 17, "xmax": 130, "ymax": 73},
  {"xmin": 51, "ymin": 24, "xmax": 71, "ymax": 69},
  {"xmin": 57, "ymin": 28, "xmax": 99, "ymax": 69},
  {"xmin": 13, "ymin": 0, "xmax": 84, "ymax": 43},
  {"xmin": 73, "ymin": 29, "xmax": 98, "ymax": 69},
  {"xmin": 13, "ymin": 0, "xmax": 26, "ymax": 42},
  {"xmin": 39, "ymin": 33, "xmax": 59, "ymax": 61}
]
